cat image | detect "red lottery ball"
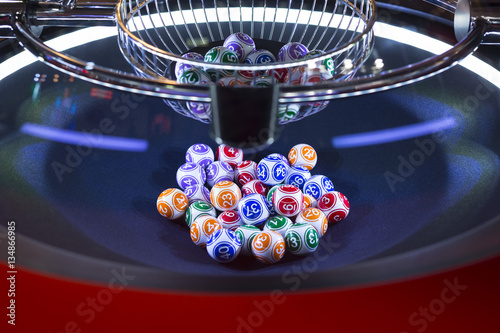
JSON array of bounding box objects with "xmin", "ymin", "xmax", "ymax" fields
[
  {"xmin": 273, "ymin": 185, "xmax": 303, "ymax": 217},
  {"xmin": 241, "ymin": 179, "xmax": 269, "ymax": 197},
  {"xmin": 318, "ymin": 191, "xmax": 350, "ymax": 223},
  {"xmin": 234, "ymin": 160, "xmax": 258, "ymax": 187},
  {"xmin": 217, "ymin": 210, "xmax": 245, "ymax": 231},
  {"xmin": 216, "ymin": 144, "xmax": 243, "ymax": 168}
]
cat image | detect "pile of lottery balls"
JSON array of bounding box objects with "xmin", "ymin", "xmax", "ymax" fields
[
  {"xmin": 156, "ymin": 143, "xmax": 350, "ymax": 264},
  {"xmin": 175, "ymin": 32, "xmax": 335, "ymax": 87}
]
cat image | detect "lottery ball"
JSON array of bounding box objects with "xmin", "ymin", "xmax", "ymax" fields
[
  {"xmin": 218, "ymin": 210, "xmax": 244, "ymax": 231},
  {"xmin": 300, "ymin": 71, "xmax": 323, "ymax": 86},
  {"xmin": 176, "ymin": 68, "xmax": 212, "ymax": 84},
  {"xmin": 279, "ymin": 103, "xmax": 301, "ymax": 123},
  {"xmin": 277, "ymin": 42, "xmax": 309, "ymax": 62},
  {"xmin": 234, "ymin": 160, "xmax": 258, "ymax": 187},
  {"xmin": 245, "ymin": 49, "xmax": 276, "ymax": 75},
  {"xmin": 251, "ymin": 230, "xmax": 286, "ymax": 264},
  {"xmin": 206, "ymin": 228, "xmax": 242, "ymax": 263},
  {"xmin": 235, "ymin": 225, "xmax": 260, "ymax": 256},
  {"xmin": 157, "ymin": 188, "xmax": 189, "ymax": 220},
  {"xmin": 216, "ymin": 144, "xmax": 243, "ymax": 168},
  {"xmin": 204, "ymin": 46, "xmax": 239, "ymax": 79},
  {"xmin": 295, "ymin": 207, "xmax": 328, "ymax": 237},
  {"xmin": 273, "ymin": 184, "xmax": 303, "ymax": 217},
  {"xmin": 185, "ymin": 200, "xmax": 216, "ymax": 228},
  {"xmin": 284, "ymin": 166, "xmax": 311, "ymax": 191},
  {"xmin": 175, "ymin": 52, "xmax": 204, "ymax": 78},
  {"xmin": 267, "ymin": 153, "xmax": 289, "ymax": 167},
  {"xmin": 186, "ymin": 143, "xmax": 214, "ymax": 168},
  {"xmin": 223, "ymin": 32, "xmax": 256, "ymax": 62},
  {"xmin": 206, "ymin": 161, "xmax": 234, "ymax": 187},
  {"xmin": 217, "ymin": 76, "xmax": 246, "ymax": 87},
  {"xmin": 266, "ymin": 185, "xmax": 282, "ymax": 216},
  {"xmin": 303, "ymin": 50, "xmax": 334, "ymax": 80},
  {"xmin": 303, "ymin": 174, "xmax": 335, "ymax": 200},
  {"xmin": 241, "ymin": 179, "xmax": 269, "ymax": 197},
  {"xmin": 237, "ymin": 193, "xmax": 270, "ymax": 227},
  {"xmin": 288, "ymin": 143, "xmax": 317, "ymax": 170},
  {"xmin": 271, "ymin": 67, "xmax": 289, "ymax": 83},
  {"xmin": 187, "ymin": 101, "xmax": 211, "ymax": 121},
  {"xmin": 210, "ymin": 180, "xmax": 242, "ymax": 211},
  {"xmin": 284, "ymin": 66, "xmax": 306, "ymax": 85},
  {"xmin": 285, "ymin": 223, "xmax": 319, "ymax": 255},
  {"xmin": 190, "ymin": 215, "xmax": 221, "ymax": 247},
  {"xmin": 263, "ymin": 215, "xmax": 293, "ymax": 238},
  {"xmin": 318, "ymin": 191, "xmax": 350, "ymax": 223},
  {"xmin": 252, "ymin": 75, "xmax": 275, "ymax": 88},
  {"xmin": 303, "ymin": 193, "xmax": 318, "ymax": 209},
  {"xmin": 176, "ymin": 162, "xmax": 206, "ymax": 190},
  {"xmin": 257, "ymin": 155, "xmax": 288, "ymax": 186},
  {"xmin": 183, "ymin": 184, "xmax": 211, "ymax": 204}
]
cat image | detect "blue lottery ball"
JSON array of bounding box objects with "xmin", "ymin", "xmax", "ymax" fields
[
  {"xmin": 206, "ymin": 228, "xmax": 242, "ymax": 263},
  {"xmin": 257, "ymin": 155, "xmax": 288, "ymax": 186},
  {"xmin": 303, "ymin": 175, "xmax": 335, "ymax": 200},
  {"xmin": 237, "ymin": 193, "xmax": 270, "ymax": 226},
  {"xmin": 284, "ymin": 166, "xmax": 311, "ymax": 190},
  {"xmin": 176, "ymin": 163, "xmax": 206, "ymax": 189},
  {"xmin": 206, "ymin": 161, "xmax": 234, "ymax": 187}
]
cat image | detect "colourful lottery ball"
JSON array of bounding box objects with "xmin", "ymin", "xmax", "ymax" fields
[
  {"xmin": 157, "ymin": 188, "xmax": 189, "ymax": 220},
  {"xmin": 224, "ymin": 32, "xmax": 256, "ymax": 62},
  {"xmin": 284, "ymin": 66, "xmax": 306, "ymax": 85},
  {"xmin": 218, "ymin": 210, "xmax": 244, "ymax": 231},
  {"xmin": 271, "ymin": 67, "xmax": 289, "ymax": 83},
  {"xmin": 204, "ymin": 46, "xmax": 238, "ymax": 79},
  {"xmin": 288, "ymin": 143, "xmax": 317, "ymax": 170},
  {"xmin": 277, "ymin": 42, "xmax": 309, "ymax": 62},
  {"xmin": 176, "ymin": 68, "xmax": 212, "ymax": 84},
  {"xmin": 257, "ymin": 155, "xmax": 288, "ymax": 186},
  {"xmin": 266, "ymin": 185, "xmax": 281, "ymax": 216},
  {"xmin": 206, "ymin": 228, "xmax": 242, "ymax": 263},
  {"xmin": 176, "ymin": 162, "xmax": 206, "ymax": 190},
  {"xmin": 185, "ymin": 143, "xmax": 214, "ymax": 168},
  {"xmin": 206, "ymin": 161, "xmax": 234, "ymax": 187},
  {"xmin": 303, "ymin": 50, "xmax": 335, "ymax": 80},
  {"xmin": 273, "ymin": 184, "xmax": 303, "ymax": 217},
  {"xmin": 185, "ymin": 200, "xmax": 216, "ymax": 228},
  {"xmin": 295, "ymin": 207, "xmax": 328, "ymax": 237},
  {"xmin": 251, "ymin": 230, "xmax": 286, "ymax": 264},
  {"xmin": 175, "ymin": 52, "xmax": 204, "ymax": 78},
  {"xmin": 235, "ymin": 225, "xmax": 260, "ymax": 256},
  {"xmin": 210, "ymin": 180, "xmax": 242, "ymax": 211},
  {"xmin": 318, "ymin": 191, "xmax": 350, "ymax": 223},
  {"xmin": 284, "ymin": 166, "xmax": 311, "ymax": 190},
  {"xmin": 190, "ymin": 215, "xmax": 221, "ymax": 247},
  {"xmin": 285, "ymin": 223, "xmax": 320, "ymax": 255},
  {"xmin": 279, "ymin": 103, "xmax": 301, "ymax": 123},
  {"xmin": 303, "ymin": 193, "xmax": 318, "ymax": 209},
  {"xmin": 245, "ymin": 49, "xmax": 276, "ymax": 75},
  {"xmin": 187, "ymin": 101, "xmax": 211, "ymax": 121},
  {"xmin": 237, "ymin": 193, "xmax": 270, "ymax": 227},
  {"xmin": 216, "ymin": 144, "xmax": 244, "ymax": 168},
  {"xmin": 183, "ymin": 184, "xmax": 211, "ymax": 204},
  {"xmin": 234, "ymin": 160, "xmax": 258, "ymax": 187},
  {"xmin": 303, "ymin": 174, "xmax": 335, "ymax": 200},
  {"xmin": 263, "ymin": 215, "xmax": 293, "ymax": 238},
  {"xmin": 241, "ymin": 179, "xmax": 269, "ymax": 197},
  {"xmin": 267, "ymin": 153, "xmax": 289, "ymax": 167}
]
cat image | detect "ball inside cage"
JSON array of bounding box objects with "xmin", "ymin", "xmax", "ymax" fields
[{"xmin": 117, "ymin": 0, "xmax": 375, "ymax": 149}]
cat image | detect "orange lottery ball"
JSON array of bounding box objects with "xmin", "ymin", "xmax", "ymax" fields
[
  {"xmin": 288, "ymin": 143, "xmax": 317, "ymax": 170},
  {"xmin": 190, "ymin": 215, "xmax": 221, "ymax": 247},
  {"xmin": 295, "ymin": 207, "xmax": 328, "ymax": 237},
  {"xmin": 156, "ymin": 188, "xmax": 189, "ymax": 220},
  {"xmin": 210, "ymin": 180, "xmax": 242, "ymax": 211},
  {"xmin": 251, "ymin": 230, "xmax": 286, "ymax": 264}
]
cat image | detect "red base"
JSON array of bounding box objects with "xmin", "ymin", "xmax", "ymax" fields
[{"xmin": 3, "ymin": 256, "xmax": 500, "ymax": 332}]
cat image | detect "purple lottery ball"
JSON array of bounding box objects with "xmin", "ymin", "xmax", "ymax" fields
[
  {"xmin": 186, "ymin": 143, "xmax": 215, "ymax": 168},
  {"xmin": 223, "ymin": 32, "xmax": 256, "ymax": 62},
  {"xmin": 183, "ymin": 184, "xmax": 211, "ymax": 204},
  {"xmin": 176, "ymin": 162, "xmax": 206, "ymax": 189},
  {"xmin": 278, "ymin": 42, "xmax": 309, "ymax": 62},
  {"xmin": 206, "ymin": 161, "xmax": 235, "ymax": 187}
]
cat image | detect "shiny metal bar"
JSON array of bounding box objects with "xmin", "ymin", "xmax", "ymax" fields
[{"xmin": 455, "ymin": 0, "xmax": 500, "ymax": 44}]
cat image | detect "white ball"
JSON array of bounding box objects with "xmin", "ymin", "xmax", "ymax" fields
[
  {"xmin": 176, "ymin": 163, "xmax": 206, "ymax": 190},
  {"xmin": 303, "ymin": 50, "xmax": 335, "ymax": 80},
  {"xmin": 235, "ymin": 225, "xmax": 260, "ymax": 256},
  {"xmin": 204, "ymin": 46, "xmax": 239, "ymax": 80},
  {"xmin": 284, "ymin": 166, "xmax": 311, "ymax": 190},
  {"xmin": 223, "ymin": 32, "xmax": 256, "ymax": 62},
  {"xmin": 217, "ymin": 210, "xmax": 245, "ymax": 231},
  {"xmin": 277, "ymin": 42, "xmax": 309, "ymax": 62},
  {"xmin": 285, "ymin": 223, "xmax": 320, "ymax": 255},
  {"xmin": 257, "ymin": 155, "xmax": 288, "ymax": 186},
  {"xmin": 185, "ymin": 201, "xmax": 216, "ymax": 228},
  {"xmin": 295, "ymin": 207, "xmax": 328, "ymax": 237},
  {"xmin": 183, "ymin": 184, "xmax": 211, "ymax": 204},
  {"xmin": 317, "ymin": 191, "xmax": 350, "ymax": 223},
  {"xmin": 190, "ymin": 215, "xmax": 221, "ymax": 247},
  {"xmin": 206, "ymin": 228, "xmax": 242, "ymax": 263},
  {"xmin": 251, "ymin": 230, "xmax": 286, "ymax": 264},
  {"xmin": 185, "ymin": 143, "xmax": 214, "ymax": 168},
  {"xmin": 175, "ymin": 52, "xmax": 204, "ymax": 78},
  {"xmin": 245, "ymin": 49, "xmax": 276, "ymax": 75},
  {"xmin": 288, "ymin": 143, "xmax": 318, "ymax": 170},
  {"xmin": 263, "ymin": 215, "xmax": 293, "ymax": 238},
  {"xmin": 237, "ymin": 193, "xmax": 270, "ymax": 227},
  {"xmin": 205, "ymin": 161, "xmax": 234, "ymax": 187},
  {"xmin": 303, "ymin": 174, "xmax": 335, "ymax": 200},
  {"xmin": 156, "ymin": 188, "xmax": 189, "ymax": 220}
]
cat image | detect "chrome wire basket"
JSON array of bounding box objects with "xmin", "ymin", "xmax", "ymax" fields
[{"xmin": 0, "ymin": 0, "xmax": 499, "ymax": 149}]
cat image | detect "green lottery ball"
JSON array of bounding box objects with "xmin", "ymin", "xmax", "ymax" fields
[
  {"xmin": 204, "ymin": 46, "xmax": 239, "ymax": 79},
  {"xmin": 285, "ymin": 223, "xmax": 319, "ymax": 255},
  {"xmin": 234, "ymin": 225, "xmax": 260, "ymax": 256},
  {"xmin": 185, "ymin": 201, "xmax": 217, "ymax": 228},
  {"xmin": 304, "ymin": 50, "xmax": 335, "ymax": 80},
  {"xmin": 263, "ymin": 215, "xmax": 293, "ymax": 238}
]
